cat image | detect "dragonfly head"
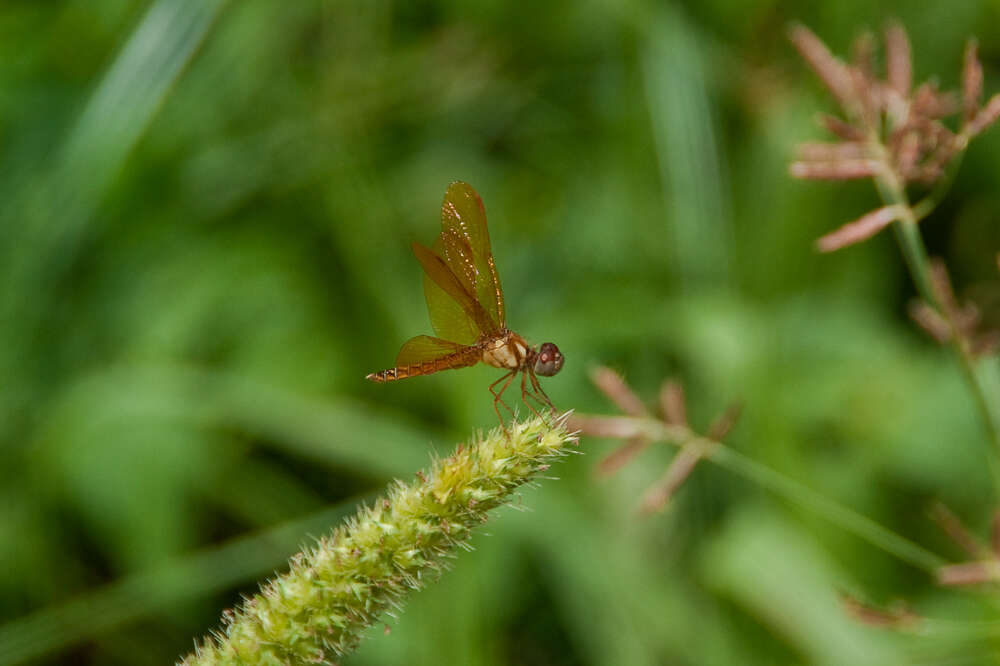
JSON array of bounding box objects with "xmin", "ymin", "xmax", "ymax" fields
[{"xmin": 533, "ymin": 342, "xmax": 564, "ymax": 377}]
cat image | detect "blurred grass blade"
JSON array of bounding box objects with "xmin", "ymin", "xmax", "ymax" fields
[
  {"xmin": 642, "ymin": 6, "xmax": 732, "ymax": 283},
  {"xmin": 43, "ymin": 363, "xmax": 437, "ymax": 476},
  {"xmin": 0, "ymin": 500, "xmax": 362, "ymax": 666},
  {"xmin": 0, "ymin": 0, "xmax": 230, "ymax": 440},
  {"xmin": 702, "ymin": 507, "xmax": 905, "ymax": 665},
  {"xmin": 52, "ymin": 0, "xmax": 227, "ymax": 241},
  {"xmin": 3, "ymin": 0, "xmax": 228, "ymax": 306}
]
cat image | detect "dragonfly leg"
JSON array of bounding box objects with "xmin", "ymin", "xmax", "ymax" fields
[
  {"xmin": 526, "ymin": 369, "xmax": 557, "ymax": 416},
  {"xmin": 519, "ymin": 371, "xmax": 548, "ymax": 421},
  {"xmin": 489, "ymin": 370, "xmax": 517, "ymax": 428}
]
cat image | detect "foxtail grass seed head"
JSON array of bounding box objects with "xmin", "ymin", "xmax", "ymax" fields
[{"xmin": 180, "ymin": 415, "xmax": 576, "ymax": 666}]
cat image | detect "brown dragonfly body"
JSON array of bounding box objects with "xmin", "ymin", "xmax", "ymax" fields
[{"xmin": 366, "ymin": 182, "xmax": 563, "ymax": 422}]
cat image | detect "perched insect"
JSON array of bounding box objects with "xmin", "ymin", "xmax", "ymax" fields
[{"xmin": 366, "ymin": 181, "xmax": 563, "ymax": 423}]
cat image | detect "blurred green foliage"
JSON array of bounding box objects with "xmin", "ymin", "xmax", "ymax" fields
[{"xmin": 3, "ymin": 1, "xmax": 1000, "ymax": 664}]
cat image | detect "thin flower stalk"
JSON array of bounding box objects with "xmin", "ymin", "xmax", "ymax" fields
[
  {"xmin": 573, "ymin": 370, "xmax": 945, "ymax": 572},
  {"xmin": 573, "ymin": 411, "xmax": 946, "ymax": 572},
  {"xmin": 179, "ymin": 415, "xmax": 576, "ymax": 666},
  {"xmin": 881, "ymin": 178, "xmax": 1000, "ymax": 463}
]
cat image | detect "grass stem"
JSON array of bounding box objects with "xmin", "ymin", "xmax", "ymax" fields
[
  {"xmin": 876, "ymin": 175, "xmax": 1000, "ymax": 487},
  {"xmin": 599, "ymin": 418, "xmax": 948, "ymax": 573}
]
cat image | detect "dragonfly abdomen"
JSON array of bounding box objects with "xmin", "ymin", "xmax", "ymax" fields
[{"xmin": 366, "ymin": 347, "xmax": 479, "ymax": 383}]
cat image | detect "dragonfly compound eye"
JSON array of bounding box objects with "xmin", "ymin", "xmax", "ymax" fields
[{"xmin": 534, "ymin": 342, "xmax": 564, "ymax": 377}]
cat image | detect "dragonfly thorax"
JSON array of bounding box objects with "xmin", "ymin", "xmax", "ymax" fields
[{"xmin": 481, "ymin": 331, "xmax": 529, "ymax": 370}]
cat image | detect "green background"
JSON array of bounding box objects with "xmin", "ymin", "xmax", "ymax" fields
[{"xmin": 3, "ymin": 1, "xmax": 1000, "ymax": 664}]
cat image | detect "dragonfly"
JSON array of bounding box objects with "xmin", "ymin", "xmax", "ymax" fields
[{"xmin": 366, "ymin": 181, "xmax": 563, "ymax": 423}]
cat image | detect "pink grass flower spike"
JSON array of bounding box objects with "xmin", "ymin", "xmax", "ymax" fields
[{"xmin": 789, "ymin": 22, "xmax": 1000, "ymax": 251}]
